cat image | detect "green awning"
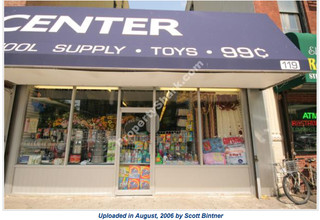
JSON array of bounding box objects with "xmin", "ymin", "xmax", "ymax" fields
[{"xmin": 275, "ymin": 32, "xmax": 316, "ymax": 93}]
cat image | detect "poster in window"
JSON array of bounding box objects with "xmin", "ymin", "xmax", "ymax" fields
[{"xmin": 28, "ymin": 118, "xmax": 39, "ymax": 133}]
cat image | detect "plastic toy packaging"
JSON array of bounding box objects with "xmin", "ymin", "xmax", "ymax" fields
[
  {"xmin": 202, "ymin": 138, "xmax": 224, "ymax": 153},
  {"xmin": 223, "ymin": 137, "xmax": 245, "ymax": 145},
  {"xmin": 203, "ymin": 152, "xmax": 226, "ymax": 165},
  {"xmin": 135, "ymin": 141, "xmax": 143, "ymax": 150},
  {"xmin": 166, "ymin": 133, "xmax": 171, "ymax": 142}
]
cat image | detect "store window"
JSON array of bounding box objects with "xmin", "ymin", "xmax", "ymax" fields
[
  {"xmin": 287, "ymin": 93, "xmax": 316, "ymax": 155},
  {"xmin": 278, "ymin": 1, "xmax": 303, "ymax": 33},
  {"xmin": 121, "ymin": 90, "xmax": 153, "ymax": 107},
  {"xmin": 155, "ymin": 89, "xmax": 199, "ymax": 165},
  {"xmin": 69, "ymin": 88, "xmax": 118, "ymax": 165},
  {"xmin": 200, "ymin": 90, "xmax": 247, "ymax": 165},
  {"xmin": 18, "ymin": 87, "xmax": 73, "ymax": 165}
]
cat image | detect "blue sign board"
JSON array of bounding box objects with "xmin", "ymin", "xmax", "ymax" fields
[{"xmin": 4, "ymin": 7, "xmax": 310, "ymax": 72}]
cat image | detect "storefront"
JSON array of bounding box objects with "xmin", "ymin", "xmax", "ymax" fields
[
  {"xmin": 4, "ymin": 7, "xmax": 310, "ymax": 197},
  {"xmin": 275, "ymin": 33, "xmax": 316, "ymax": 168}
]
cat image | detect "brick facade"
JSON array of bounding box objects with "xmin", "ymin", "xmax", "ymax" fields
[
  {"xmin": 286, "ymin": 92, "xmax": 316, "ymax": 104},
  {"xmin": 254, "ymin": 0, "xmax": 282, "ymax": 31},
  {"xmin": 4, "ymin": 1, "xmax": 26, "ymax": 6},
  {"xmin": 303, "ymin": 1, "xmax": 317, "ymax": 34}
]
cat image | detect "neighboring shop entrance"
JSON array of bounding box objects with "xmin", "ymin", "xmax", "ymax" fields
[{"xmin": 116, "ymin": 107, "xmax": 155, "ymax": 195}]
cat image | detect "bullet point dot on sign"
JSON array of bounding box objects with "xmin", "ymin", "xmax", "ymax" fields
[
  {"xmin": 136, "ymin": 49, "xmax": 142, "ymax": 53},
  {"xmin": 206, "ymin": 50, "xmax": 212, "ymax": 54}
]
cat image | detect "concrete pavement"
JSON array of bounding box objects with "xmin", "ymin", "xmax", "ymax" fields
[{"xmin": 4, "ymin": 194, "xmax": 317, "ymax": 210}]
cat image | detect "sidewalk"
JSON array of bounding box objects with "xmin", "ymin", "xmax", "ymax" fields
[{"xmin": 4, "ymin": 194, "xmax": 317, "ymax": 210}]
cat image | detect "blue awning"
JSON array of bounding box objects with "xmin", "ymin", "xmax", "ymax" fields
[{"xmin": 4, "ymin": 7, "xmax": 310, "ymax": 73}]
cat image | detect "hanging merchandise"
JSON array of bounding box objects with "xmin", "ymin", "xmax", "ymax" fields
[{"xmin": 135, "ymin": 141, "xmax": 143, "ymax": 150}]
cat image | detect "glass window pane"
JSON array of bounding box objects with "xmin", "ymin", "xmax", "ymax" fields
[
  {"xmin": 19, "ymin": 87, "xmax": 72, "ymax": 165},
  {"xmin": 155, "ymin": 89, "xmax": 199, "ymax": 165},
  {"xmin": 278, "ymin": 1, "xmax": 299, "ymax": 13},
  {"xmin": 280, "ymin": 13, "xmax": 302, "ymax": 33},
  {"xmin": 68, "ymin": 88, "xmax": 118, "ymax": 165},
  {"xmin": 288, "ymin": 104, "xmax": 316, "ymax": 155},
  {"xmin": 121, "ymin": 90, "xmax": 153, "ymax": 107},
  {"xmin": 200, "ymin": 91, "xmax": 247, "ymax": 165},
  {"xmin": 119, "ymin": 113, "xmax": 151, "ymax": 190}
]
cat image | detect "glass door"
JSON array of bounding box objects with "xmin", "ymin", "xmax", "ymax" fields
[{"xmin": 116, "ymin": 110, "xmax": 154, "ymax": 195}]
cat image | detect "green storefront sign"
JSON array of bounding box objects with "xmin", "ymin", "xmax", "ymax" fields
[{"xmin": 275, "ymin": 33, "xmax": 316, "ymax": 93}]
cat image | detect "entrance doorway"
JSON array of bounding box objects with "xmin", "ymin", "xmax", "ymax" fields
[{"xmin": 116, "ymin": 108, "xmax": 155, "ymax": 195}]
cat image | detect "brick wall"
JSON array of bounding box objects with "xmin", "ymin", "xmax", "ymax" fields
[
  {"xmin": 303, "ymin": 1, "xmax": 317, "ymax": 34},
  {"xmin": 4, "ymin": 1, "xmax": 26, "ymax": 6},
  {"xmin": 254, "ymin": 0, "xmax": 282, "ymax": 31},
  {"xmin": 286, "ymin": 92, "xmax": 316, "ymax": 104}
]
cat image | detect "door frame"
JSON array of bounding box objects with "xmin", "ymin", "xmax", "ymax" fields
[{"xmin": 114, "ymin": 91, "xmax": 156, "ymax": 196}]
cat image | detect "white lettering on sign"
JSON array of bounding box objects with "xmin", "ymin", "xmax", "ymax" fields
[
  {"xmin": 4, "ymin": 14, "xmax": 183, "ymax": 36},
  {"xmin": 4, "ymin": 14, "xmax": 30, "ymax": 32},
  {"xmin": 151, "ymin": 47, "xmax": 198, "ymax": 56},
  {"xmin": 52, "ymin": 44, "xmax": 126, "ymax": 54},
  {"xmin": 49, "ymin": 16, "xmax": 94, "ymax": 33},
  {"xmin": 4, "ymin": 43, "xmax": 38, "ymax": 52},
  {"xmin": 150, "ymin": 19, "xmax": 182, "ymax": 36},
  {"xmin": 95, "ymin": 17, "xmax": 124, "ymax": 34},
  {"xmin": 308, "ymin": 73, "xmax": 317, "ymax": 79},
  {"xmin": 20, "ymin": 15, "xmax": 57, "ymax": 32},
  {"xmin": 122, "ymin": 18, "xmax": 148, "ymax": 35},
  {"xmin": 221, "ymin": 47, "xmax": 269, "ymax": 58},
  {"xmin": 308, "ymin": 46, "xmax": 317, "ymax": 56},
  {"xmin": 280, "ymin": 60, "xmax": 300, "ymax": 70}
]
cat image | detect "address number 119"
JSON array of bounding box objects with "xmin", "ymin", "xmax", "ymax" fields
[{"xmin": 280, "ymin": 60, "xmax": 300, "ymax": 70}]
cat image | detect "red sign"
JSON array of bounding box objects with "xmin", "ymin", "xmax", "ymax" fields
[{"xmin": 291, "ymin": 120, "xmax": 316, "ymax": 127}]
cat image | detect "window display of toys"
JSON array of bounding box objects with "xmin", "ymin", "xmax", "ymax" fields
[
  {"xmin": 156, "ymin": 131, "xmax": 198, "ymax": 165},
  {"xmin": 19, "ymin": 128, "xmax": 67, "ymax": 165},
  {"xmin": 69, "ymin": 154, "xmax": 81, "ymax": 164},
  {"xmin": 203, "ymin": 152, "xmax": 226, "ymax": 165},
  {"xmin": 120, "ymin": 133, "xmax": 150, "ymax": 164},
  {"xmin": 202, "ymin": 136, "xmax": 247, "ymax": 165}
]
